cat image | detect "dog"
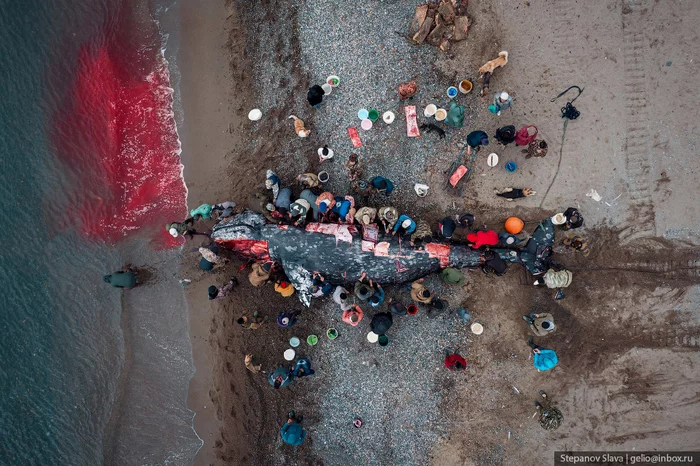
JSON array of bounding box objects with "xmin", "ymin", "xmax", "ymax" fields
[
  {"xmin": 479, "ymin": 51, "xmax": 509, "ymax": 76},
  {"xmin": 419, "ymin": 123, "xmax": 445, "ymax": 139},
  {"xmin": 495, "ymin": 187, "xmax": 536, "ymax": 200},
  {"xmin": 478, "ymin": 51, "xmax": 508, "ymax": 95},
  {"xmin": 288, "ymin": 115, "xmax": 311, "ymax": 137}
]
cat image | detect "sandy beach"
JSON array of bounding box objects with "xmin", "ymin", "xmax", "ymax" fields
[{"xmin": 177, "ymin": 0, "xmax": 700, "ymax": 464}]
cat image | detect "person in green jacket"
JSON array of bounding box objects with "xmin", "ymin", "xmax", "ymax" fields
[
  {"xmin": 103, "ymin": 265, "xmax": 138, "ymax": 289},
  {"xmin": 440, "ymin": 267, "xmax": 463, "ymax": 285},
  {"xmin": 190, "ymin": 203, "xmax": 213, "ymax": 220}
]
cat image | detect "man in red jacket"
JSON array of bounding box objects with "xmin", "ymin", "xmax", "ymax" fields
[
  {"xmin": 467, "ymin": 230, "xmax": 499, "ymax": 249},
  {"xmin": 444, "ymin": 352, "xmax": 468, "ymax": 371}
]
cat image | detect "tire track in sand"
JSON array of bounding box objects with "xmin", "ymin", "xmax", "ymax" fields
[{"xmin": 619, "ymin": 0, "xmax": 656, "ymax": 243}]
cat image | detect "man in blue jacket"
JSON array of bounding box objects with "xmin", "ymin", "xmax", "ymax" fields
[
  {"xmin": 528, "ymin": 337, "xmax": 558, "ymax": 371},
  {"xmin": 280, "ymin": 412, "xmax": 307, "ymax": 446}
]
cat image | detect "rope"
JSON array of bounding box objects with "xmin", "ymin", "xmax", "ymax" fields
[{"xmin": 539, "ymin": 86, "xmax": 583, "ymax": 208}]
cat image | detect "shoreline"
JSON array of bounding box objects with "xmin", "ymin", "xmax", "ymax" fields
[{"xmin": 177, "ymin": 0, "xmax": 253, "ymax": 464}]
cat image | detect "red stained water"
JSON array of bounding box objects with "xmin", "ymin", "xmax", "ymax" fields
[{"xmin": 53, "ymin": 44, "xmax": 187, "ymax": 247}]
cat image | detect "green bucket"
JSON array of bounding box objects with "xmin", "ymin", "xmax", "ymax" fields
[
  {"xmin": 307, "ymin": 334, "xmax": 319, "ymax": 346},
  {"xmin": 327, "ymin": 328, "xmax": 338, "ymax": 340},
  {"xmin": 368, "ymin": 109, "xmax": 379, "ymax": 122},
  {"xmin": 378, "ymin": 335, "xmax": 389, "ymax": 346}
]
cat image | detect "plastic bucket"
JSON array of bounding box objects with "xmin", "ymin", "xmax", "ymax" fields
[
  {"xmin": 378, "ymin": 335, "xmax": 389, "ymax": 346},
  {"xmin": 358, "ymin": 108, "xmax": 369, "ymax": 120},
  {"xmin": 361, "ymin": 119, "xmax": 373, "ymax": 131},
  {"xmin": 368, "ymin": 109, "xmax": 379, "ymax": 122},
  {"xmin": 327, "ymin": 75, "xmax": 340, "ymax": 87},
  {"xmin": 471, "ymin": 322, "xmax": 484, "ymax": 335},
  {"xmin": 321, "ymin": 83, "xmax": 332, "ymax": 95},
  {"xmin": 424, "ymin": 104, "xmax": 437, "ymax": 117},
  {"xmin": 284, "ymin": 349, "xmax": 296, "ymax": 360},
  {"xmin": 407, "ymin": 304, "xmax": 418, "ymax": 315},
  {"xmin": 458, "ymin": 80, "xmax": 473, "ymax": 94},
  {"xmin": 447, "ymin": 86, "xmax": 458, "ymax": 99},
  {"xmin": 434, "ymin": 109, "xmax": 447, "ymax": 121},
  {"xmin": 307, "ymin": 334, "xmax": 318, "ymax": 346},
  {"xmin": 382, "ymin": 111, "xmax": 395, "ymax": 124},
  {"xmin": 318, "ymin": 171, "xmax": 329, "ymax": 183},
  {"xmin": 248, "ymin": 109, "xmax": 262, "ymax": 121},
  {"xmin": 289, "ymin": 337, "xmax": 300, "ymax": 347},
  {"xmin": 505, "ymin": 161, "xmax": 517, "ymax": 173},
  {"xmin": 487, "ymin": 153, "xmax": 499, "ymax": 167},
  {"xmin": 327, "ymin": 328, "xmax": 338, "ymax": 339},
  {"xmin": 367, "ymin": 331, "xmax": 379, "ymax": 343}
]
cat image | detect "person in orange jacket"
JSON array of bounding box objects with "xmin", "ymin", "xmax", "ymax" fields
[{"xmin": 342, "ymin": 305, "xmax": 364, "ymax": 327}]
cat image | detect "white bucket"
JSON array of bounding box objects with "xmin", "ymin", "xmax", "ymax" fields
[
  {"xmin": 471, "ymin": 323, "xmax": 484, "ymax": 335},
  {"xmin": 284, "ymin": 349, "xmax": 296, "ymax": 360},
  {"xmin": 487, "ymin": 153, "xmax": 499, "ymax": 167},
  {"xmin": 321, "ymin": 83, "xmax": 332, "ymax": 95},
  {"xmin": 424, "ymin": 104, "xmax": 437, "ymax": 117},
  {"xmin": 383, "ymin": 111, "xmax": 395, "ymax": 124},
  {"xmin": 326, "ymin": 75, "xmax": 340, "ymax": 87},
  {"xmin": 248, "ymin": 109, "xmax": 262, "ymax": 121},
  {"xmin": 367, "ymin": 332, "xmax": 379, "ymax": 343}
]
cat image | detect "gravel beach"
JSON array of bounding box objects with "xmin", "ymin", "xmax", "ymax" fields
[{"xmin": 181, "ymin": 0, "xmax": 700, "ymax": 464}]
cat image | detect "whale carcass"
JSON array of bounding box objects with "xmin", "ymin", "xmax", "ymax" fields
[{"xmin": 212, "ymin": 211, "xmax": 555, "ymax": 305}]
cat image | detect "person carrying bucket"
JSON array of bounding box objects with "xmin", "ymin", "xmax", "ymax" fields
[
  {"xmin": 489, "ymin": 91, "xmax": 513, "ymax": 115},
  {"xmin": 354, "ymin": 272, "xmax": 373, "ymax": 301}
]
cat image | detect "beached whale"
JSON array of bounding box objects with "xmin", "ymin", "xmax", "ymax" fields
[{"xmin": 211, "ymin": 211, "xmax": 554, "ymax": 305}]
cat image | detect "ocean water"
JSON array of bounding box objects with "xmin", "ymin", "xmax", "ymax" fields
[{"xmin": 0, "ymin": 0, "xmax": 201, "ymax": 464}]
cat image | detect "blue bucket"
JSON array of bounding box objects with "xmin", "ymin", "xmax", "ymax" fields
[{"xmin": 505, "ymin": 161, "xmax": 517, "ymax": 173}]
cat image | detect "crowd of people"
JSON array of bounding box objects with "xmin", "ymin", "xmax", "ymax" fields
[{"xmin": 100, "ymin": 52, "xmax": 594, "ymax": 447}]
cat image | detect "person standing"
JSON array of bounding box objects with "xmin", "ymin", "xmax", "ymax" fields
[
  {"xmin": 378, "ymin": 206, "xmax": 399, "ymax": 233},
  {"xmin": 269, "ymin": 367, "xmax": 293, "ymax": 389},
  {"xmin": 265, "ymin": 169, "xmax": 281, "ymax": 203},
  {"xmin": 368, "ymin": 283, "xmax": 385, "ymax": 308},
  {"xmin": 292, "ymin": 358, "xmax": 315, "ymax": 378},
  {"xmin": 410, "ymin": 279, "xmax": 433, "ymax": 304},
  {"xmin": 237, "ymin": 312, "xmax": 266, "ymax": 329},
  {"xmin": 410, "ymin": 219, "xmax": 432, "ymax": 247},
  {"xmin": 333, "ymin": 286, "xmax": 353, "ymax": 311},
  {"xmin": 354, "ymin": 206, "xmax": 377, "ymax": 226},
  {"xmin": 280, "ymin": 412, "xmax": 307, "ymax": 445},
  {"xmin": 103, "ymin": 265, "xmax": 138, "ymax": 289},
  {"xmin": 344, "ymin": 153, "xmax": 362, "ymax": 181},
  {"xmin": 342, "ymin": 305, "xmax": 364, "ymax": 326},
  {"xmin": 248, "ymin": 262, "xmax": 272, "ymax": 287},
  {"xmin": 489, "ymin": 91, "xmax": 513, "ymax": 115},
  {"xmin": 444, "ymin": 352, "xmax": 468, "ymax": 371},
  {"xmin": 208, "ymin": 277, "xmax": 238, "ymax": 300},
  {"xmin": 563, "ymin": 207, "xmax": 584, "ymax": 230},
  {"xmin": 274, "ymin": 280, "xmax": 295, "ymax": 297},
  {"xmin": 369, "ymin": 176, "xmax": 395, "ymax": 195},
  {"xmin": 392, "ymin": 215, "xmax": 416, "ymax": 238},
  {"xmin": 277, "ymin": 310, "xmax": 301, "ymax": 328},
  {"xmin": 438, "ymin": 217, "xmax": 457, "ymax": 240},
  {"xmin": 562, "ymin": 234, "xmax": 590, "ymax": 257},
  {"xmin": 466, "ymin": 130, "xmax": 489, "ymax": 156},
  {"xmin": 523, "ymin": 312, "xmax": 555, "ymax": 336},
  {"xmin": 440, "ymin": 267, "xmax": 463, "ymax": 285},
  {"xmin": 523, "ymin": 139, "xmax": 548, "ymax": 158},
  {"xmin": 528, "ymin": 337, "xmax": 559, "ymax": 371}
]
